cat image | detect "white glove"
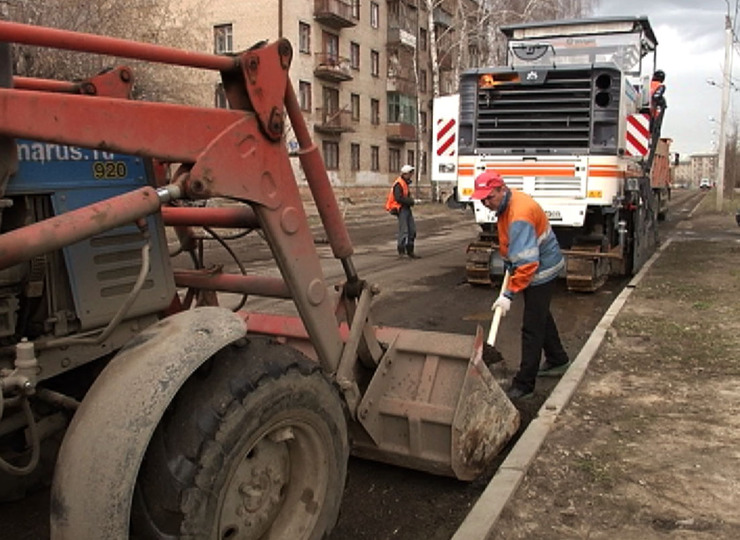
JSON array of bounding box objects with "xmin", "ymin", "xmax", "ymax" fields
[{"xmin": 492, "ymin": 295, "xmax": 512, "ymax": 316}]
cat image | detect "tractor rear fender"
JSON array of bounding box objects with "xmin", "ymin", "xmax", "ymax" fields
[{"xmin": 50, "ymin": 306, "xmax": 246, "ymax": 540}]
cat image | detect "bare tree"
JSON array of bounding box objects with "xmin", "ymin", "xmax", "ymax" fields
[
  {"xmin": 480, "ymin": 0, "xmax": 596, "ymax": 66},
  {"xmin": 428, "ymin": 0, "xmax": 598, "ymax": 97},
  {"xmin": 2, "ymin": 0, "xmax": 208, "ymax": 104},
  {"xmin": 426, "ymin": 0, "xmax": 490, "ymax": 97}
]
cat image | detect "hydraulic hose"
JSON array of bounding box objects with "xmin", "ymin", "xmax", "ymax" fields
[
  {"xmin": 0, "ymin": 396, "xmax": 41, "ymax": 476},
  {"xmin": 42, "ymin": 240, "xmax": 151, "ymax": 348}
]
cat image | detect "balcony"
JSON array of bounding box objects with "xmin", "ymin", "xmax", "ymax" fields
[
  {"xmin": 433, "ymin": 7, "xmax": 453, "ymax": 28},
  {"xmin": 314, "ymin": 52, "xmax": 353, "ymax": 82},
  {"xmin": 386, "ymin": 75, "xmax": 417, "ymax": 96},
  {"xmin": 386, "ymin": 122, "xmax": 416, "ymax": 142},
  {"xmin": 314, "ymin": 108, "xmax": 355, "ymax": 134},
  {"xmin": 437, "ymin": 51, "xmax": 453, "ymax": 71},
  {"xmin": 436, "ymin": 34, "xmax": 454, "ymax": 70},
  {"xmin": 314, "ymin": 0, "xmax": 356, "ymax": 29},
  {"xmin": 387, "ymin": 25, "xmax": 416, "ymax": 49}
]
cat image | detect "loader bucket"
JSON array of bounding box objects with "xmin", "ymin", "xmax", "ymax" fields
[{"xmin": 351, "ymin": 326, "xmax": 520, "ymax": 480}]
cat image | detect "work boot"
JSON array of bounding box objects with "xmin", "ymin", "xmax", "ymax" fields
[
  {"xmin": 406, "ymin": 246, "xmax": 421, "ymax": 259},
  {"xmin": 537, "ymin": 360, "xmax": 571, "ymax": 377},
  {"xmin": 397, "ymin": 246, "xmax": 406, "ymax": 259},
  {"xmin": 505, "ymin": 385, "xmax": 533, "ymax": 401}
]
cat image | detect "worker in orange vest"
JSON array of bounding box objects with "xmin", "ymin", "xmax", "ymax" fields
[
  {"xmin": 649, "ymin": 70, "xmax": 666, "ymax": 133},
  {"xmin": 472, "ymin": 171, "xmax": 569, "ymax": 400},
  {"xmin": 384, "ymin": 164, "xmax": 420, "ymax": 258}
]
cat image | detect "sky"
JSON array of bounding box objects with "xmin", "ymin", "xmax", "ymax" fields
[{"xmin": 593, "ymin": 0, "xmax": 733, "ymax": 157}]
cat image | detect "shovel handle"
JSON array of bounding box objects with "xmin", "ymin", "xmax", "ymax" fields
[{"xmin": 486, "ymin": 270, "xmax": 510, "ymax": 347}]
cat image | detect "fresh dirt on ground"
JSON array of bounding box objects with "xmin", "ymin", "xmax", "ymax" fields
[
  {"xmin": 491, "ymin": 209, "xmax": 740, "ymax": 539},
  {"xmin": 326, "ymin": 202, "xmax": 624, "ymax": 540},
  {"xmin": 3, "ymin": 191, "xmax": 727, "ymax": 539}
]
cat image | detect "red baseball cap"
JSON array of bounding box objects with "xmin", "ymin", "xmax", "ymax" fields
[{"xmin": 471, "ymin": 171, "xmax": 504, "ymax": 200}]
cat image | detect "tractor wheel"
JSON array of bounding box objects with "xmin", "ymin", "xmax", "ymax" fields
[{"xmin": 130, "ymin": 337, "xmax": 348, "ymax": 540}]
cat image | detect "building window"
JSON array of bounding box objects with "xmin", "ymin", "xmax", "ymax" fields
[
  {"xmin": 214, "ymin": 24, "xmax": 233, "ymax": 54},
  {"xmin": 322, "ymin": 86, "xmax": 339, "ymax": 116},
  {"xmin": 370, "ymin": 2, "xmax": 379, "ymax": 29},
  {"xmin": 323, "ymin": 141, "xmax": 339, "ymax": 170},
  {"xmin": 420, "ymin": 111, "xmax": 427, "ymax": 133},
  {"xmin": 420, "ymin": 150, "xmax": 427, "ymax": 175},
  {"xmin": 468, "ymin": 45, "xmax": 479, "ymax": 67},
  {"xmin": 215, "ymin": 83, "xmax": 228, "ymax": 109},
  {"xmin": 389, "ymin": 96, "xmax": 399, "ymax": 122},
  {"xmin": 351, "ymin": 93, "xmax": 360, "ymax": 121},
  {"xmin": 350, "ymin": 42, "xmax": 360, "ymax": 69},
  {"xmin": 371, "ymin": 145, "xmax": 380, "ymax": 171},
  {"xmin": 419, "ymin": 69, "xmax": 427, "ymax": 93},
  {"xmin": 352, "ymin": 0, "xmax": 360, "ymax": 20},
  {"xmin": 371, "ymin": 50, "xmax": 379, "ymax": 77},
  {"xmin": 387, "ymin": 93, "xmax": 416, "ymax": 124},
  {"xmin": 389, "ymin": 148, "xmax": 401, "ymax": 172},
  {"xmin": 299, "ymin": 22, "xmax": 311, "ymax": 54},
  {"xmin": 371, "ymin": 98, "xmax": 380, "ymax": 125},
  {"xmin": 407, "ymin": 150, "xmax": 414, "ymax": 167},
  {"xmin": 351, "ymin": 143, "xmax": 360, "ymax": 170},
  {"xmin": 299, "ymin": 81, "xmax": 312, "ymax": 111},
  {"xmin": 420, "ymin": 27, "xmax": 427, "ymax": 51},
  {"xmin": 323, "ymin": 31, "xmax": 339, "ymax": 61}
]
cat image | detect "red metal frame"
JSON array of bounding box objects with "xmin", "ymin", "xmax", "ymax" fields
[
  {"xmin": 0, "ymin": 187, "xmax": 161, "ymax": 269},
  {"xmin": 0, "ymin": 21, "xmax": 357, "ymax": 372},
  {"xmin": 161, "ymin": 206, "xmax": 259, "ymax": 229},
  {"xmin": 14, "ymin": 67, "xmax": 134, "ymax": 98},
  {"xmin": 13, "ymin": 76, "xmax": 77, "ymax": 93},
  {"xmin": 0, "ymin": 21, "xmax": 234, "ymax": 71}
]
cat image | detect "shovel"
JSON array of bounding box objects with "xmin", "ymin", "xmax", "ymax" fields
[{"xmin": 482, "ymin": 270, "xmax": 510, "ymax": 365}]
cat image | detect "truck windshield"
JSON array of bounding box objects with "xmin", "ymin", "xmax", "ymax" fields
[{"xmin": 509, "ymin": 33, "xmax": 644, "ymax": 74}]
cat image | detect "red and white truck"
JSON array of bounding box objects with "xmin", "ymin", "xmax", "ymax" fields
[{"xmin": 433, "ymin": 16, "xmax": 667, "ymax": 291}]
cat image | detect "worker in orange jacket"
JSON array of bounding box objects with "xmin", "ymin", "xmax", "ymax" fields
[
  {"xmin": 649, "ymin": 70, "xmax": 666, "ymax": 133},
  {"xmin": 385, "ymin": 164, "xmax": 420, "ymax": 258},
  {"xmin": 472, "ymin": 171, "xmax": 569, "ymax": 400}
]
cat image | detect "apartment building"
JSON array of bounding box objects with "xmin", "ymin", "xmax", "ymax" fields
[
  {"xmin": 672, "ymin": 159, "xmax": 692, "ymax": 187},
  {"xmin": 689, "ymin": 152, "xmax": 718, "ymax": 187},
  {"xmin": 186, "ymin": 0, "xmax": 477, "ymax": 192}
]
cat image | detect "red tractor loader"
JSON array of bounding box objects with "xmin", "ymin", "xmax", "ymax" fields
[{"xmin": 0, "ymin": 22, "xmax": 518, "ymax": 539}]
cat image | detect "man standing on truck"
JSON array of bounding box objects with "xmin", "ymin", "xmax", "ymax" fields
[
  {"xmin": 649, "ymin": 69, "xmax": 666, "ymax": 135},
  {"xmin": 385, "ymin": 164, "xmax": 420, "ymax": 259},
  {"xmin": 472, "ymin": 171, "xmax": 569, "ymax": 400}
]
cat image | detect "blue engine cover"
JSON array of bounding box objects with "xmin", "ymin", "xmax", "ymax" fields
[
  {"xmin": 6, "ymin": 140, "xmax": 148, "ymax": 193},
  {"xmin": 4, "ymin": 141, "xmax": 176, "ymax": 331}
]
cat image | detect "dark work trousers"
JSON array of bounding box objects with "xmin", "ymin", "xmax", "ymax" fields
[
  {"xmin": 396, "ymin": 206, "xmax": 416, "ymax": 253},
  {"xmin": 512, "ymin": 279, "xmax": 569, "ymax": 393}
]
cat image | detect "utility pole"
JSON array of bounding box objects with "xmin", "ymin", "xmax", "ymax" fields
[
  {"xmin": 414, "ymin": 1, "xmax": 421, "ymax": 199},
  {"xmin": 717, "ymin": 14, "xmax": 732, "ymax": 211}
]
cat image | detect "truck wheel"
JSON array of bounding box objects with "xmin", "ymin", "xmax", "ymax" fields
[{"xmin": 131, "ymin": 337, "xmax": 348, "ymax": 540}]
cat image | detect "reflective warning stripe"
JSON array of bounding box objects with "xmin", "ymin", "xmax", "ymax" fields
[
  {"xmin": 481, "ymin": 163, "xmax": 576, "ymax": 177},
  {"xmin": 485, "ymin": 167, "xmax": 575, "ymax": 177},
  {"xmin": 435, "ymin": 118, "xmax": 456, "ymax": 156},
  {"xmin": 625, "ymin": 114, "xmax": 650, "ymax": 156},
  {"xmin": 588, "ymin": 164, "xmax": 622, "ymax": 178}
]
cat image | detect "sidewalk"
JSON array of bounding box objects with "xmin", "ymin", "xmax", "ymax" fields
[{"xmin": 469, "ymin": 209, "xmax": 740, "ymax": 539}]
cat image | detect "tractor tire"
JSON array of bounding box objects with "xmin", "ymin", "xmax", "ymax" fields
[{"xmin": 130, "ymin": 337, "xmax": 348, "ymax": 540}]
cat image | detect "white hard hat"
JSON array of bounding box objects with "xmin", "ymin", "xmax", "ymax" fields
[{"xmin": 401, "ymin": 164, "xmax": 415, "ymax": 174}]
